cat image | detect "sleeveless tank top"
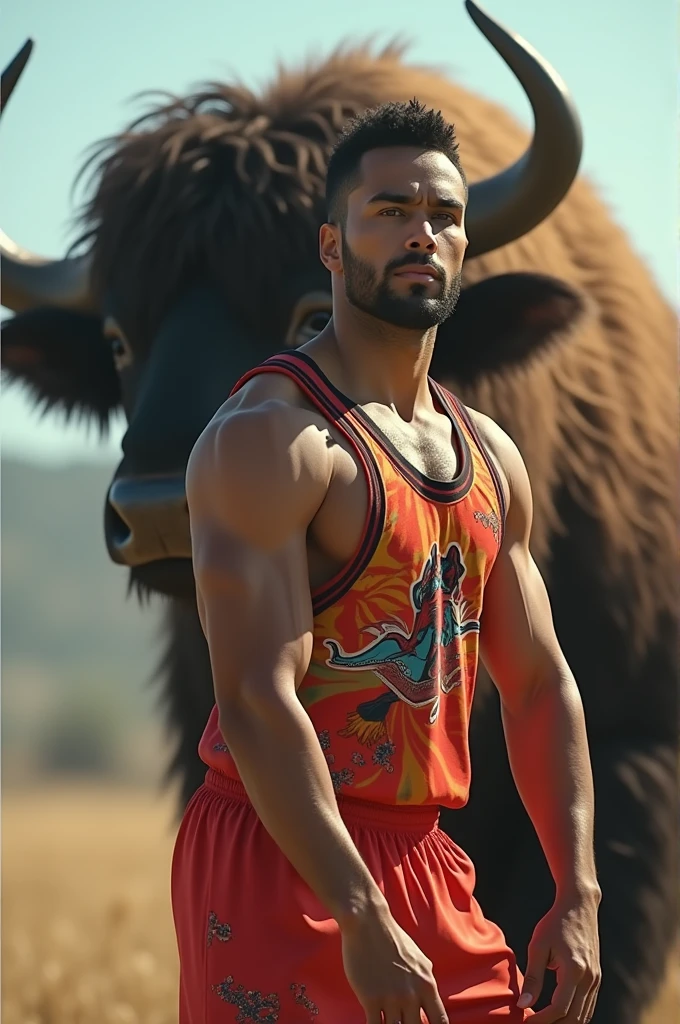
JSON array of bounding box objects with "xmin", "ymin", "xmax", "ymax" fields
[{"xmin": 198, "ymin": 350, "xmax": 506, "ymax": 809}]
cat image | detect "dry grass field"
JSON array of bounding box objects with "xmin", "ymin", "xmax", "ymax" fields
[
  {"xmin": 2, "ymin": 786, "xmax": 179, "ymax": 1024},
  {"xmin": 2, "ymin": 786, "xmax": 678, "ymax": 1023}
]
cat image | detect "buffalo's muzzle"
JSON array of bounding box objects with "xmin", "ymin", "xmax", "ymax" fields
[{"xmin": 105, "ymin": 474, "xmax": 191, "ymax": 566}]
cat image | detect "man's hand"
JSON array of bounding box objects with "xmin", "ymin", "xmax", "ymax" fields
[
  {"xmin": 517, "ymin": 890, "xmax": 601, "ymax": 1022},
  {"xmin": 341, "ymin": 906, "xmax": 448, "ymax": 1024}
]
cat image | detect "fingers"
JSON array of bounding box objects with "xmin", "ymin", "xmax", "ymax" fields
[
  {"xmin": 420, "ymin": 985, "xmax": 449, "ymax": 1023},
  {"xmin": 365, "ymin": 984, "xmax": 447, "ymax": 1024},
  {"xmin": 399, "ymin": 1002, "xmax": 426, "ymax": 1024},
  {"xmin": 580, "ymin": 974, "xmax": 601, "ymax": 1023},
  {"xmin": 529, "ymin": 960, "xmax": 596, "ymax": 1023},
  {"xmin": 563, "ymin": 976, "xmax": 592, "ymax": 1023},
  {"xmin": 517, "ymin": 940, "xmax": 550, "ymax": 1010},
  {"xmin": 376, "ymin": 996, "xmax": 431, "ymax": 1024},
  {"xmin": 527, "ymin": 970, "xmax": 576, "ymax": 1021}
]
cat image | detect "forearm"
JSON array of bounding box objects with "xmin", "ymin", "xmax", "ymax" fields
[
  {"xmin": 217, "ymin": 690, "xmax": 388, "ymax": 926},
  {"xmin": 501, "ymin": 670, "xmax": 600, "ymax": 900}
]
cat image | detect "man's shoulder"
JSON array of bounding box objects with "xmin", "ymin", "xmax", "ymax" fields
[
  {"xmin": 197, "ymin": 363, "xmax": 329, "ymax": 457},
  {"xmin": 186, "ymin": 366, "xmax": 333, "ymax": 522},
  {"xmin": 192, "ymin": 398, "xmax": 329, "ymax": 482},
  {"xmin": 227, "ymin": 364, "xmax": 311, "ymax": 412},
  {"xmin": 464, "ymin": 404, "xmax": 506, "ymax": 451},
  {"xmin": 460, "ymin": 403, "xmax": 522, "ymax": 467}
]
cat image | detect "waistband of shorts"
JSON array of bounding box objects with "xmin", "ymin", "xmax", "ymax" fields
[{"xmin": 204, "ymin": 769, "xmax": 440, "ymax": 833}]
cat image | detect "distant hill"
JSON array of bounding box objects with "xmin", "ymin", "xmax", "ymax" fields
[{"xmin": 2, "ymin": 456, "xmax": 167, "ymax": 783}]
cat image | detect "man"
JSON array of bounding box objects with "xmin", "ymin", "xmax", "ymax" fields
[{"xmin": 171, "ymin": 99, "xmax": 601, "ymax": 1023}]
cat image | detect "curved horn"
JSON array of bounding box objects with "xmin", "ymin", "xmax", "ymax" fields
[
  {"xmin": 0, "ymin": 231, "xmax": 94, "ymax": 314},
  {"xmin": 1, "ymin": 40, "xmax": 94, "ymax": 313},
  {"xmin": 464, "ymin": 0, "xmax": 583, "ymax": 259},
  {"xmin": 1, "ymin": 38, "xmax": 33, "ymax": 108}
]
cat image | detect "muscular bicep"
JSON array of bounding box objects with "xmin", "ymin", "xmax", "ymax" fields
[
  {"xmin": 194, "ymin": 525, "xmax": 315, "ymax": 708},
  {"xmin": 187, "ymin": 402, "xmax": 331, "ymax": 711},
  {"xmin": 479, "ymin": 425, "xmax": 569, "ymax": 712}
]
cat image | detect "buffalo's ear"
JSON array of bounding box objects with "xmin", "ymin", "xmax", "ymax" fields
[
  {"xmin": 431, "ymin": 272, "xmax": 592, "ymax": 386},
  {"xmin": 1, "ymin": 308, "xmax": 121, "ymax": 430}
]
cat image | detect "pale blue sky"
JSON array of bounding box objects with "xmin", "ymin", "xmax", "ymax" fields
[{"xmin": 1, "ymin": 0, "xmax": 676, "ymax": 465}]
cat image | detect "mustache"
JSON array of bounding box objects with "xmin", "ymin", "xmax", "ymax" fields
[{"xmin": 385, "ymin": 253, "xmax": 447, "ymax": 279}]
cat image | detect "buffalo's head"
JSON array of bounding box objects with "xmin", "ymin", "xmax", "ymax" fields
[{"xmin": 1, "ymin": 3, "xmax": 590, "ymax": 602}]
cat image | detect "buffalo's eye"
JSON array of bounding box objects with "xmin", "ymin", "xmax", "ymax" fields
[
  {"xmin": 104, "ymin": 318, "xmax": 133, "ymax": 372},
  {"xmin": 286, "ymin": 292, "xmax": 332, "ymax": 348},
  {"xmin": 299, "ymin": 309, "xmax": 331, "ymax": 338}
]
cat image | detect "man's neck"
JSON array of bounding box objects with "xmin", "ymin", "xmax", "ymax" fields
[{"xmin": 322, "ymin": 303, "xmax": 437, "ymax": 420}]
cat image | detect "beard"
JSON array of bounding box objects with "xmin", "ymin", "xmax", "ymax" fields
[{"xmin": 342, "ymin": 238, "xmax": 462, "ymax": 330}]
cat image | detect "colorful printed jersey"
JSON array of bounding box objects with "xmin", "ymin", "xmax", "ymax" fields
[{"xmin": 198, "ymin": 350, "xmax": 506, "ymax": 809}]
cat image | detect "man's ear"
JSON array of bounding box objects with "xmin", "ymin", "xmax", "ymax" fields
[{"xmin": 319, "ymin": 223, "xmax": 343, "ymax": 274}]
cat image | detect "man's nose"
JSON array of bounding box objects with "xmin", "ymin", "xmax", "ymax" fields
[{"xmin": 406, "ymin": 221, "xmax": 438, "ymax": 251}]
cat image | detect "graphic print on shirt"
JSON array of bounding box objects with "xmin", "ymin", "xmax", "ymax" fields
[{"xmin": 324, "ymin": 541, "xmax": 480, "ymax": 742}]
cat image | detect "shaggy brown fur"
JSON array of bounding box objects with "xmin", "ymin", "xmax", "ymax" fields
[{"xmin": 74, "ymin": 42, "xmax": 678, "ymax": 654}]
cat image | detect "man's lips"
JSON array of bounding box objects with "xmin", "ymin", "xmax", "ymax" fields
[{"xmin": 393, "ymin": 265, "xmax": 442, "ymax": 282}]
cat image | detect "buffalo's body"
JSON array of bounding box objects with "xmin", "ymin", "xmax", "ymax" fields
[{"xmin": 2, "ymin": 9, "xmax": 677, "ymax": 1023}]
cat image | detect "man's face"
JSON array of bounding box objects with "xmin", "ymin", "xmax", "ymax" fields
[{"xmin": 333, "ymin": 147, "xmax": 468, "ymax": 330}]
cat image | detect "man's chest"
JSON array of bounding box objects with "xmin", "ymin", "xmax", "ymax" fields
[{"xmin": 361, "ymin": 406, "xmax": 459, "ymax": 482}]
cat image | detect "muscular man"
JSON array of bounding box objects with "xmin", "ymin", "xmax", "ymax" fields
[{"xmin": 171, "ymin": 99, "xmax": 601, "ymax": 1023}]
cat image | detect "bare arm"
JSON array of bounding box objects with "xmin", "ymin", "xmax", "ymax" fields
[
  {"xmin": 188, "ymin": 399, "xmax": 381, "ymax": 921},
  {"xmin": 480, "ymin": 424, "xmax": 599, "ymax": 900},
  {"xmin": 187, "ymin": 395, "xmax": 447, "ymax": 1023},
  {"xmin": 476, "ymin": 413, "xmax": 601, "ymax": 1022}
]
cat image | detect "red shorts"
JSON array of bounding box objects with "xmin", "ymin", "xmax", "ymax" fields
[{"xmin": 171, "ymin": 770, "xmax": 533, "ymax": 1022}]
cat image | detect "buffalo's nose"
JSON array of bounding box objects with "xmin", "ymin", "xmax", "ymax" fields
[{"xmin": 105, "ymin": 474, "xmax": 191, "ymax": 566}]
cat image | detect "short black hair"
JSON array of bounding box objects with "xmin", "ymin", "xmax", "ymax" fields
[{"xmin": 326, "ymin": 98, "xmax": 466, "ymax": 224}]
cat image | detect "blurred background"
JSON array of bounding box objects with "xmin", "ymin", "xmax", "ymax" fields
[{"xmin": 1, "ymin": 0, "xmax": 677, "ymax": 1021}]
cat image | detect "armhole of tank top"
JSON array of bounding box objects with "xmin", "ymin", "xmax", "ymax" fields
[
  {"xmin": 230, "ymin": 354, "xmax": 386, "ymax": 615},
  {"xmin": 440, "ymin": 390, "xmax": 508, "ymax": 547}
]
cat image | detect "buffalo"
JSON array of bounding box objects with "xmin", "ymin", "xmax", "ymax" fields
[{"xmin": 2, "ymin": 3, "xmax": 677, "ymax": 1021}]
